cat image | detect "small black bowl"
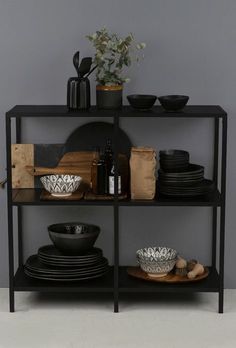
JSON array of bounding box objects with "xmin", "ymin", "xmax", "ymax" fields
[
  {"xmin": 158, "ymin": 95, "xmax": 189, "ymax": 112},
  {"xmin": 127, "ymin": 94, "xmax": 157, "ymax": 110}
]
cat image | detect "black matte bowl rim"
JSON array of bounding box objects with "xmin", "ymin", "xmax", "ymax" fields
[
  {"xmin": 48, "ymin": 222, "xmax": 100, "ymax": 235},
  {"xmin": 158, "ymin": 95, "xmax": 189, "ymax": 101},
  {"xmin": 49, "ymin": 230, "xmax": 100, "ymax": 240},
  {"xmin": 160, "ymin": 150, "xmax": 189, "ymax": 157},
  {"xmin": 127, "ymin": 94, "xmax": 157, "ymax": 100}
]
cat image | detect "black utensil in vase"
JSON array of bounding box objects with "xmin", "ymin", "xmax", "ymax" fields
[
  {"xmin": 73, "ymin": 51, "xmax": 80, "ymax": 76},
  {"xmin": 68, "ymin": 53, "xmax": 92, "ymax": 110},
  {"xmin": 78, "ymin": 57, "xmax": 92, "ymax": 78}
]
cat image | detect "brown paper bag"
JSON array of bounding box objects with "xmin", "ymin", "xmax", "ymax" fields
[{"xmin": 130, "ymin": 147, "xmax": 157, "ymax": 200}]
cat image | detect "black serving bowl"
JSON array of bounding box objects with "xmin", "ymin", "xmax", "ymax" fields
[
  {"xmin": 160, "ymin": 150, "xmax": 189, "ymax": 158},
  {"xmin": 158, "ymin": 95, "xmax": 189, "ymax": 112},
  {"xmin": 127, "ymin": 94, "xmax": 157, "ymax": 110},
  {"xmin": 48, "ymin": 223, "xmax": 100, "ymax": 254}
]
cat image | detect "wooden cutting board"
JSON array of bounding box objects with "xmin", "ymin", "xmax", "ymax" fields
[
  {"xmin": 26, "ymin": 151, "xmax": 95, "ymax": 184},
  {"xmin": 40, "ymin": 189, "xmax": 84, "ymax": 201},
  {"xmin": 12, "ymin": 144, "xmax": 129, "ymax": 192},
  {"xmin": 11, "ymin": 145, "xmax": 94, "ymax": 188},
  {"xmin": 11, "ymin": 122, "xmax": 132, "ymax": 189},
  {"xmin": 127, "ymin": 266, "xmax": 209, "ymax": 283},
  {"xmin": 11, "ymin": 144, "xmax": 34, "ymax": 188}
]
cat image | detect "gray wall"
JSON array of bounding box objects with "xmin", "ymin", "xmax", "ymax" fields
[{"xmin": 0, "ymin": 0, "xmax": 235, "ymax": 287}]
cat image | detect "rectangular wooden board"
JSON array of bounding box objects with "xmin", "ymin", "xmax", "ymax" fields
[{"xmin": 11, "ymin": 144, "xmax": 34, "ymax": 188}]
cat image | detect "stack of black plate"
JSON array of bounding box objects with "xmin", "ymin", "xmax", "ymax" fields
[
  {"xmin": 24, "ymin": 245, "xmax": 109, "ymax": 281},
  {"xmin": 158, "ymin": 150, "xmax": 215, "ymax": 197}
]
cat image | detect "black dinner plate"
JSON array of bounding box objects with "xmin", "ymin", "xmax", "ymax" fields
[
  {"xmin": 38, "ymin": 255, "xmax": 102, "ymax": 267},
  {"xmin": 38, "ymin": 245, "xmax": 103, "ymax": 259},
  {"xmin": 158, "ymin": 164, "xmax": 204, "ymax": 175},
  {"xmin": 24, "ymin": 268, "xmax": 109, "ymax": 281},
  {"xmin": 159, "ymin": 179, "xmax": 215, "ymax": 196},
  {"xmin": 25, "ymin": 255, "xmax": 108, "ymax": 275}
]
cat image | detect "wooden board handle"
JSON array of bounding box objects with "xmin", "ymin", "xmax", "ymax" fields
[{"xmin": 25, "ymin": 165, "xmax": 90, "ymax": 176}]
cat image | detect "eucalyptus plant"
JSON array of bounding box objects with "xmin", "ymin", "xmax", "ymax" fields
[{"xmin": 87, "ymin": 28, "xmax": 145, "ymax": 86}]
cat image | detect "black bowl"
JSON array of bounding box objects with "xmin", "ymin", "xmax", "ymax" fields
[
  {"xmin": 158, "ymin": 95, "xmax": 189, "ymax": 112},
  {"xmin": 159, "ymin": 150, "xmax": 189, "ymax": 159},
  {"xmin": 48, "ymin": 223, "xmax": 100, "ymax": 254},
  {"xmin": 127, "ymin": 94, "xmax": 157, "ymax": 110}
]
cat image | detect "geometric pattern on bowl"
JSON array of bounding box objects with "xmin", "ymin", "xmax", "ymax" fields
[
  {"xmin": 137, "ymin": 258, "xmax": 177, "ymax": 276},
  {"xmin": 136, "ymin": 247, "xmax": 177, "ymax": 277},
  {"xmin": 40, "ymin": 175, "xmax": 82, "ymax": 197},
  {"xmin": 136, "ymin": 247, "xmax": 177, "ymax": 261}
]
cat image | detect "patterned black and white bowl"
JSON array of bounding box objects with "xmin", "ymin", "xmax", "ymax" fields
[
  {"xmin": 40, "ymin": 175, "xmax": 82, "ymax": 197},
  {"xmin": 136, "ymin": 247, "xmax": 177, "ymax": 278}
]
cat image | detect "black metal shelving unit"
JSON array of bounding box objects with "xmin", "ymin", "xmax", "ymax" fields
[{"xmin": 5, "ymin": 105, "xmax": 227, "ymax": 313}]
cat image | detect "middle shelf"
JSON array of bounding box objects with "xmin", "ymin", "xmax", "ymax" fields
[{"xmin": 12, "ymin": 189, "xmax": 222, "ymax": 207}]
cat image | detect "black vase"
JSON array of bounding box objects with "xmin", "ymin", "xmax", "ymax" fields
[
  {"xmin": 96, "ymin": 85, "xmax": 123, "ymax": 109},
  {"xmin": 67, "ymin": 77, "xmax": 91, "ymax": 110}
]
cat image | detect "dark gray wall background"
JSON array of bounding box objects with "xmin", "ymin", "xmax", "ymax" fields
[{"xmin": 0, "ymin": 0, "xmax": 235, "ymax": 287}]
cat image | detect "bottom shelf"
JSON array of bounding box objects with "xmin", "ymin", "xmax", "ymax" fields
[{"xmin": 14, "ymin": 266, "xmax": 219, "ymax": 293}]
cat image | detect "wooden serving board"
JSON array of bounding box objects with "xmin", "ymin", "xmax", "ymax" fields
[
  {"xmin": 11, "ymin": 144, "xmax": 129, "ymax": 192},
  {"xmin": 40, "ymin": 189, "xmax": 84, "ymax": 201},
  {"xmin": 11, "ymin": 144, "xmax": 95, "ymax": 187},
  {"xmin": 127, "ymin": 266, "xmax": 209, "ymax": 283},
  {"xmin": 84, "ymin": 191, "xmax": 127, "ymax": 201},
  {"xmin": 26, "ymin": 150, "xmax": 95, "ymax": 184},
  {"xmin": 11, "ymin": 144, "xmax": 34, "ymax": 188}
]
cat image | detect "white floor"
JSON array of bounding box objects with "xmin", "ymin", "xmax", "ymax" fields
[{"xmin": 0, "ymin": 289, "xmax": 235, "ymax": 348}]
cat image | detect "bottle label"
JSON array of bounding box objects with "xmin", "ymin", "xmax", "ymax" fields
[{"xmin": 109, "ymin": 176, "xmax": 121, "ymax": 195}]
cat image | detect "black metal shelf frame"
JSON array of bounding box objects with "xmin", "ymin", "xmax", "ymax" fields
[{"xmin": 5, "ymin": 106, "xmax": 227, "ymax": 313}]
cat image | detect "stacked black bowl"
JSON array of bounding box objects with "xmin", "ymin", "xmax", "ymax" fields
[
  {"xmin": 24, "ymin": 222, "xmax": 109, "ymax": 281},
  {"xmin": 158, "ymin": 150, "xmax": 215, "ymax": 197},
  {"xmin": 159, "ymin": 150, "xmax": 189, "ymax": 171}
]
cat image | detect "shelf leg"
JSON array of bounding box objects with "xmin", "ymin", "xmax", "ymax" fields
[
  {"xmin": 17, "ymin": 207, "xmax": 23, "ymax": 267},
  {"xmin": 218, "ymin": 115, "xmax": 227, "ymax": 314},
  {"xmin": 114, "ymin": 204, "xmax": 119, "ymax": 312},
  {"xmin": 212, "ymin": 207, "xmax": 217, "ymax": 268},
  {"xmin": 6, "ymin": 115, "xmax": 15, "ymax": 312},
  {"xmin": 16, "ymin": 118, "xmax": 23, "ymax": 267},
  {"xmin": 212, "ymin": 118, "xmax": 219, "ymax": 269},
  {"xmin": 113, "ymin": 114, "xmax": 119, "ymax": 313}
]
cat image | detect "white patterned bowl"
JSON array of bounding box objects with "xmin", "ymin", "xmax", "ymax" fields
[
  {"xmin": 136, "ymin": 247, "xmax": 177, "ymax": 278},
  {"xmin": 40, "ymin": 175, "xmax": 82, "ymax": 197}
]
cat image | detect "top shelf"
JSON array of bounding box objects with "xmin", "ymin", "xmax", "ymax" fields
[{"xmin": 6, "ymin": 105, "xmax": 227, "ymax": 118}]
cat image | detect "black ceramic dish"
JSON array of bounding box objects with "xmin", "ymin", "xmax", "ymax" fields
[
  {"xmin": 160, "ymin": 150, "xmax": 189, "ymax": 158},
  {"xmin": 24, "ymin": 254, "xmax": 109, "ymax": 281},
  {"xmin": 158, "ymin": 95, "xmax": 189, "ymax": 112},
  {"xmin": 158, "ymin": 164, "xmax": 204, "ymax": 175},
  {"xmin": 24, "ymin": 269, "xmax": 109, "ymax": 282},
  {"xmin": 48, "ymin": 223, "xmax": 100, "ymax": 254},
  {"xmin": 159, "ymin": 179, "xmax": 215, "ymax": 197},
  {"xmin": 26, "ymin": 255, "xmax": 108, "ymax": 274},
  {"xmin": 48, "ymin": 222, "xmax": 100, "ymax": 235},
  {"xmin": 127, "ymin": 94, "xmax": 157, "ymax": 110},
  {"xmin": 48, "ymin": 231, "xmax": 100, "ymax": 254},
  {"xmin": 38, "ymin": 245, "xmax": 103, "ymax": 259}
]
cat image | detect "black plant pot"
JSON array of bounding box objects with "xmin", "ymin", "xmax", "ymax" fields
[{"xmin": 96, "ymin": 85, "xmax": 123, "ymax": 109}]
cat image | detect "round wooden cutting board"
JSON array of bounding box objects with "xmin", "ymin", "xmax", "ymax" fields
[{"xmin": 127, "ymin": 266, "xmax": 209, "ymax": 283}]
